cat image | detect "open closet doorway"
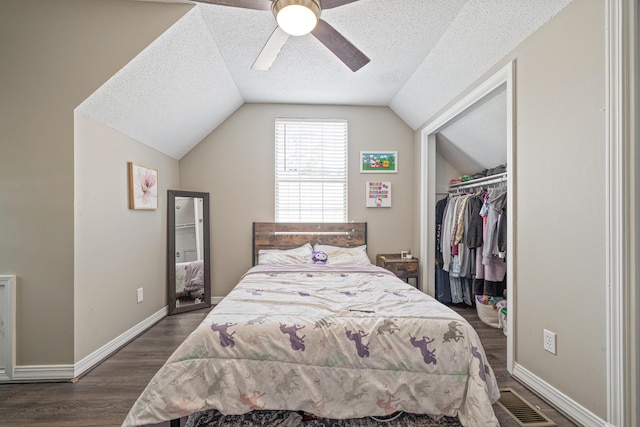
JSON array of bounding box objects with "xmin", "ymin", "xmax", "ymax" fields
[{"xmin": 419, "ymin": 62, "xmax": 515, "ymax": 373}]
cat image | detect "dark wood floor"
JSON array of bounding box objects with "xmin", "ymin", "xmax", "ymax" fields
[
  {"xmin": 0, "ymin": 305, "xmax": 578, "ymax": 427},
  {"xmin": 448, "ymin": 305, "xmax": 578, "ymax": 427}
]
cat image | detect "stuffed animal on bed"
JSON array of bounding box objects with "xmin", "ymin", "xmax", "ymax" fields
[{"xmin": 312, "ymin": 251, "xmax": 328, "ymax": 264}]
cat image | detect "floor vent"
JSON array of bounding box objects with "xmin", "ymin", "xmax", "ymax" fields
[{"xmin": 496, "ymin": 388, "xmax": 557, "ymax": 426}]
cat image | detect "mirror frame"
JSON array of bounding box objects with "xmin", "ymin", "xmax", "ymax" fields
[{"xmin": 167, "ymin": 189, "xmax": 211, "ymax": 315}]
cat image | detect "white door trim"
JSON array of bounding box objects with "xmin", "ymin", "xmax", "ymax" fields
[
  {"xmin": 605, "ymin": 0, "xmax": 637, "ymax": 425},
  {"xmin": 419, "ymin": 61, "xmax": 515, "ymax": 373}
]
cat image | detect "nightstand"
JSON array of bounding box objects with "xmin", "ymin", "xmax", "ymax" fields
[{"xmin": 376, "ymin": 254, "xmax": 419, "ymax": 287}]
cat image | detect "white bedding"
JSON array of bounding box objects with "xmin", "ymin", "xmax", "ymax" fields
[
  {"xmin": 175, "ymin": 260, "xmax": 204, "ymax": 295},
  {"xmin": 123, "ymin": 264, "xmax": 499, "ymax": 426}
]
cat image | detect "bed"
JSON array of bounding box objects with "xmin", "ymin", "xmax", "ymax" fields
[
  {"xmin": 175, "ymin": 260, "xmax": 205, "ymax": 300},
  {"xmin": 123, "ymin": 222, "xmax": 500, "ymax": 427}
]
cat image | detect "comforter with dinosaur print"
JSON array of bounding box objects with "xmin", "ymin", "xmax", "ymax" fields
[{"xmin": 123, "ymin": 264, "xmax": 500, "ymax": 426}]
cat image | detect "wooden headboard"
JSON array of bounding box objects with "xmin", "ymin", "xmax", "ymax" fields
[{"xmin": 252, "ymin": 222, "xmax": 367, "ymax": 265}]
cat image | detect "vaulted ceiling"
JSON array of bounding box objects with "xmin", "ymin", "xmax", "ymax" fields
[{"xmin": 76, "ymin": 0, "xmax": 571, "ymax": 160}]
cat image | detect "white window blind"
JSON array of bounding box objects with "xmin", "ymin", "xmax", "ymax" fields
[{"xmin": 275, "ymin": 119, "xmax": 348, "ymax": 222}]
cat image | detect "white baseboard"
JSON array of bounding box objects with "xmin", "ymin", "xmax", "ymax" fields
[
  {"xmin": 2, "ymin": 299, "xmax": 222, "ymax": 384},
  {"xmin": 74, "ymin": 306, "xmax": 168, "ymax": 379},
  {"xmin": 75, "ymin": 301, "xmax": 221, "ymax": 379},
  {"xmin": 0, "ymin": 306, "xmax": 168, "ymax": 383},
  {"xmin": 512, "ymin": 362, "xmax": 607, "ymax": 427},
  {"xmin": 12, "ymin": 364, "xmax": 75, "ymax": 382}
]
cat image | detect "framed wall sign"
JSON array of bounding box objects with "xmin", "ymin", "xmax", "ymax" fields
[
  {"xmin": 360, "ymin": 151, "xmax": 398, "ymax": 173},
  {"xmin": 366, "ymin": 181, "xmax": 391, "ymax": 207},
  {"xmin": 128, "ymin": 162, "xmax": 158, "ymax": 210}
]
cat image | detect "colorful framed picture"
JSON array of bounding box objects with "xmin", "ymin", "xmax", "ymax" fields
[
  {"xmin": 366, "ymin": 181, "xmax": 391, "ymax": 208},
  {"xmin": 360, "ymin": 151, "xmax": 398, "ymax": 173},
  {"xmin": 128, "ymin": 162, "xmax": 158, "ymax": 210}
]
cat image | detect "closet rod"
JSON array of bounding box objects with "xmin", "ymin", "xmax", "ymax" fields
[{"xmin": 448, "ymin": 172, "xmax": 507, "ymax": 192}]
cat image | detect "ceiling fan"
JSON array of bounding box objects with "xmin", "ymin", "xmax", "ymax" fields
[{"xmin": 195, "ymin": 0, "xmax": 370, "ymax": 72}]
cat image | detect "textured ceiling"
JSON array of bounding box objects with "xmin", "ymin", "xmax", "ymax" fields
[
  {"xmin": 197, "ymin": 0, "xmax": 467, "ymax": 105},
  {"xmin": 437, "ymin": 87, "xmax": 507, "ymax": 175},
  {"xmin": 77, "ymin": 0, "xmax": 572, "ymax": 160},
  {"xmin": 77, "ymin": 7, "xmax": 243, "ymax": 159}
]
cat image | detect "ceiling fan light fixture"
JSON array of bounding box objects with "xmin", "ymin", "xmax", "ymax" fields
[{"xmin": 272, "ymin": 0, "xmax": 320, "ymax": 36}]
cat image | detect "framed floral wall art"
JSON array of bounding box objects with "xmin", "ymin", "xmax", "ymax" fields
[{"xmin": 128, "ymin": 162, "xmax": 158, "ymax": 210}]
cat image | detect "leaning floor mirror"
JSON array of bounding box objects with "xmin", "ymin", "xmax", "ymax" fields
[{"xmin": 167, "ymin": 189, "xmax": 211, "ymax": 315}]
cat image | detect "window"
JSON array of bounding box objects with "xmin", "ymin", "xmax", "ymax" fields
[{"xmin": 275, "ymin": 119, "xmax": 348, "ymax": 222}]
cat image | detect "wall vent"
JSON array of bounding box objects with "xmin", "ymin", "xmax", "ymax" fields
[
  {"xmin": 0, "ymin": 275, "xmax": 16, "ymax": 381},
  {"xmin": 497, "ymin": 388, "xmax": 557, "ymax": 426}
]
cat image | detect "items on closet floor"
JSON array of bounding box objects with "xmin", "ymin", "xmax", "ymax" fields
[{"xmin": 435, "ymin": 176, "xmax": 507, "ymax": 329}]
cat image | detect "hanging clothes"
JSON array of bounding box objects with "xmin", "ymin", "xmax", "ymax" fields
[
  {"xmin": 482, "ymin": 189, "xmax": 507, "ymax": 265},
  {"xmin": 440, "ymin": 196, "xmax": 457, "ymax": 273},
  {"xmin": 435, "ymin": 197, "xmax": 452, "ymax": 304},
  {"xmin": 435, "ymin": 182, "xmax": 507, "ymax": 305},
  {"xmin": 437, "ymin": 193, "xmax": 473, "ymax": 305},
  {"xmin": 479, "ymin": 189, "xmax": 506, "ymax": 296},
  {"xmin": 464, "ymin": 195, "xmax": 484, "ymax": 249}
]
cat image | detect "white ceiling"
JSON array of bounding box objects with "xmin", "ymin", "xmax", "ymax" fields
[
  {"xmin": 437, "ymin": 87, "xmax": 507, "ymax": 174},
  {"xmin": 76, "ymin": 0, "xmax": 571, "ymax": 160}
]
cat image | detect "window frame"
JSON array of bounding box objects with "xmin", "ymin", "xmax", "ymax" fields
[{"xmin": 274, "ymin": 118, "xmax": 348, "ymax": 223}]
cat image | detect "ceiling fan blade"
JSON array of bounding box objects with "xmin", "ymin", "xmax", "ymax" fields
[
  {"xmin": 311, "ymin": 19, "xmax": 370, "ymax": 72},
  {"xmin": 193, "ymin": 0, "xmax": 271, "ymax": 11},
  {"xmin": 319, "ymin": 0, "xmax": 360, "ymax": 10},
  {"xmin": 251, "ymin": 26, "xmax": 290, "ymax": 70}
]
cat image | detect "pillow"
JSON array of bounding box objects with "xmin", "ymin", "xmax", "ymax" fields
[
  {"xmin": 312, "ymin": 244, "xmax": 372, "ymax": 265},
  {"xmin": 258, "ymin": 243, "xmax": 313, "ymax": 265}
]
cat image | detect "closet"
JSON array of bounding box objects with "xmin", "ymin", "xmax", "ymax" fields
[
  {"xmin": 420, "ymin": 61, "xmax": 514, "ymax": 370},
  {"xmin": 435, "ymin": 170, "xmax": 507, "ymax": 331}
]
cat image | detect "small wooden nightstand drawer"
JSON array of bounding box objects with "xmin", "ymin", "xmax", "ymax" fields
[{"xmin": 376, "ymin": 254, "xmax": 419, "ymax": 285}]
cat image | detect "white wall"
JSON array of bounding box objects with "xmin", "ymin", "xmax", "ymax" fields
[
  {"xmin": 74, "ymin": 113, "xmax": 179, "ymax": 362},
  {"xmin": 418, "ymin": 0, "xmax": 607, "ymax": 419},
  {"xmin": 435, "ymin": 150, "xmax": 461, "ymax": 195},
  {"xmin": 514, "ymin": 0, "xmax": 606, "ymax": 416},
  {"xmin": 179, "ymin": 104, "xmax": 416, "ymax": 297},
  {"xmin": 0, "ymin": 0, "xmax": 190, "ymax": 366}
]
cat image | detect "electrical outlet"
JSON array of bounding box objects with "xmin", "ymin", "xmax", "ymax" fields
[
  {"xmin": 543, "ymin": 329, "xmax": 556, "ymax": 354},
  {"xmin": 137, "ymin": 287, "xmax": 144, "ymax": 304}
]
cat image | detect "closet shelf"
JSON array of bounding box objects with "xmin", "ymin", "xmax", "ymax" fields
[{"xmin": 448, "ymin": 172, "xmax": 507, "ymax": 191}]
